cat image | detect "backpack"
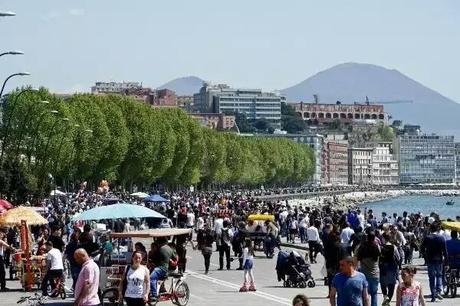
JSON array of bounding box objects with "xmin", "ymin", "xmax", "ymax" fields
[{"xmin": 221, "ymin": 228, "xmax": 231, "ymax": 246}]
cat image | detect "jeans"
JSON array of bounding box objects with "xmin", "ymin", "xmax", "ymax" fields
[
  {"xmin": 150, "ymin": 267, "xmax": 167, "ymax": 297},
  {"xmin": 367, "ymin": 277, "xmax": 379, "ymax": 306},
  {"xmin": 299, "ymin": 228, "xmax": 306, "ymax": 243},
  {"xmin": 427, "ymin": 262, "xmax": 443, "ymax": 297},
  {"xmin": 308, "ymin": 241, "xmax": 320, "ymax": 262},
  {"xmin": 70, "ymin": 266, "xmax": 81, "ymax": 290},
  {"xmin": 219, "ymin": 244, "xmax": 231, "ymax": 269}
]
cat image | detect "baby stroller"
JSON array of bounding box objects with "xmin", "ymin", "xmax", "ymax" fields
[{"xmin": 276, "ymin": 250, "xmax": 315, "ymax": 288}]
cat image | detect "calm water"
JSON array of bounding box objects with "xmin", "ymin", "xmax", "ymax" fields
[{"xmin": 362, "ymin": 195, "xmax": 459, "ymax": 219}]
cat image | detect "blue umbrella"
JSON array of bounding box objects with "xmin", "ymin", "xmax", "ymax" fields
[
  {"xmin": 143, "ymin": 194, "xmax": 169, "ymax": 202},
  {"xmin": 72, "ymin": 203, "xmax": 166, "ymax": 221}
]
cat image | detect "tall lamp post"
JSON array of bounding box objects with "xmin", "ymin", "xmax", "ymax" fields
[
  {"xmin": 0, "ymin": 50, "xmax": 24, "ymax": 58},
  {"xmin": 0, "ymin": 72, "xmax": 31, "ymax": 98},
  {"xmin": 0, "ymin": 11, "xmax": 16, "ymax": 17},
  {"xmin": 0, "ymin": 87, "xmax": 38, "ymax": 161}
]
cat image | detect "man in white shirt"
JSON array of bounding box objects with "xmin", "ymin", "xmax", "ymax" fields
[
  {"xmin": 41, "ymin": 241, "xmax": 64, "ymax": 296},
  {"xmin": 306, "ymin": 220, "xmax": 321, "ymax": 263},
  {"xmin": 299, "ymin": 215, "xmax": 309, "ymax": 243},
  {"xmin": 340, "ymin": 223, "xmax": 355, "ymax": 255}
]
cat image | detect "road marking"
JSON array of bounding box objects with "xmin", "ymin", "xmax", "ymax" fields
[{"xmin": 188, "ymin": 270, "xmax": 291, "ymax": 305}]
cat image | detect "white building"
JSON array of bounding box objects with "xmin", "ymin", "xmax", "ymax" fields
[
  {"xmin": 91, "ymin": 81, "xmax": 143, "ymax": 94},
  {"xmin": 193, "ymin": 83, "xmax": 283, "ymax": 127},
  {"xmin": 348, "ymin": 148, "xmax": 373, "ymax": 185},
  {"xmin": 372, "ymin": 143, "xmax": 399, "ymax": 185}
]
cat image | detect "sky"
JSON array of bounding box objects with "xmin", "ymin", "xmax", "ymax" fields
[{"xmin": 1, "ymin": 0, "xmax": 460, "ymax": 101}]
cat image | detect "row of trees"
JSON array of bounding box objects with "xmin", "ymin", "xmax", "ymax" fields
[{"xmin": 0, "ymin": 87, "xmax": 315, "ymax": 202}]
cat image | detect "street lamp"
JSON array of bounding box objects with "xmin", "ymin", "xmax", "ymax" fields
[
  {"xmin": 0, "ymin": 50, "xmax": 24, "ymax": 58},
  {"xmin": 14, "ymin": 100, "xmax": 50, "ymax": 155},
  {"xmin": 0, "ymin": 87, "xmax": 39, "ymax": 161},
  {"xmin": 0, "ymin": 11, "xmax": 15, "ymax": 17},
  {"xmin": 0, "ymin": 72, "xmax": 31, "ymax": 98}
]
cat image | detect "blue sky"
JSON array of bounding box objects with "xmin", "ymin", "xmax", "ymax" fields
[{"xmin": 1, "ymin": 0, "xmax": 459, "ymax": 101}]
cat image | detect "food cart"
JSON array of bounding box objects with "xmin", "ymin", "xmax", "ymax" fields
[
  {"xmin": 0, "ymin": 206, "xmax": 48, "ymax": 291},
  {"xmin": 246, "ymin": 214, "xmax": 275, "ymax": 254},
  {"xmin": 99, "ymin": 228, "xmax": 192, "ymax": 306}
]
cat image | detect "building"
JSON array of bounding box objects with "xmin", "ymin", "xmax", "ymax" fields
[
  {"xmin": 189, "ymin": 113, "xmax": 236, "ymax": 130},
  {"xmin": 456, "ymin": 143, "xmax": 460, "ymax": 184},
  {"xmin": 150, "ymin": 89, "xmax": 177, "ymax": 107},
  {"xmin": 91, "ymin": 81, "xmax": 144, "ymax": 94},
  {"xmin": 395, "ymin": 134, "xmax": 455, "ymax": 184},
  {"xmin": 371, "ymin": 142, "xmax": 399, "ymax": 185},
  {"xmin": 348, "ymin": 148, "xmax": 373, "ymax": 185},
  {"xmin": 325, "ymin": 142, "xmax": 349, "ymax": 185},
  {"xmin": 294, "ymin": 102, "xmax": 388, "ymax": 126},
  {"xmin": 193, "ymin": 83, "xmax": 283, "ymax": 127},
  {"xmin": 177, "ymin": 96, "xmax": 194, "ymax": 111}
]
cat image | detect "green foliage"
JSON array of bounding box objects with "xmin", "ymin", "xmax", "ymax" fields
[
  {"xmin": 377, "ymin": 122, "xmax": 395, "ymax": 142},
  {"xmin": 0, "ymin": 89, "xmax": 316, "ymax": 200},
  {"xmin": 281, "ymin": 102, "xmax": 305, "ymax": 133}
]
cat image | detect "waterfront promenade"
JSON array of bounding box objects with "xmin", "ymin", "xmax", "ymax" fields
[{"xmin": 1, "ymin": 239, "xmax": 459, "ymax": 306}]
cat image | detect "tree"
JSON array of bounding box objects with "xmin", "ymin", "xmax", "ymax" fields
[
  {"xmin": 254, "ymin": 118, "xmax": 271, "ymax": 132},
  {"xmin": 234, "ymin": 111, "xmax": 255, "ymax": 133},
  {"xmin": 281, "ymin": 102, "xmax": 305, "ymax": 133}
]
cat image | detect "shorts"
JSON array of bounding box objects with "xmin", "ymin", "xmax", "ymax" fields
[{"xmin": 243, "ymin": 259, "xmax": 253, "ymax": 270}]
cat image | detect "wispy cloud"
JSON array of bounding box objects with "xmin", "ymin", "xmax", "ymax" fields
[
  {"xmin": 41, "ymin": 10, "xmax": 61, "ymax": 22},
  {"xmin": 69, "ymin": 8, "xmax": 85, "ymax": 16}
]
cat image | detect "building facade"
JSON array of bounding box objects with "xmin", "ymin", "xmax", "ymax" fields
[
  {"xmin": 348, "ymin": 148, "xmax": 373, "ymax": 185},
  {"xmin": 325, "ymin": 142, "xmax": 349, "ymax": 185},
  {"xmin": 91, "ymin": 81, "xmax": 144, "ymax": 94},
  {"xmin": 193, "ymin": 83, "xmax": 283, "ymax": 127},
  {"xmin": 189, "ymin": 113, "xmax": 236, "ymax": 130},
  {"xmin": 294, "ymin": 102, "xmax": 388, "ymax": 126},
  {"xmin": 395, "ymin": 135, "xmax": 455, "ymax": 184},
  {"xmin": 456, "ymin": 143, "xmax": 460, "ymax": 184},
  {"xmin": 151, "ymin": 89, "xmax": 177, "ymax": 107},
  {"xmin": 372, "ymin": 142, "xmax": 399, "ymax": 185}
]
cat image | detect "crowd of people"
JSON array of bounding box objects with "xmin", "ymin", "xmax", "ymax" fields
[{"xmin": 1, "ymin": 187, "xmax": 460, "ymax": 306}]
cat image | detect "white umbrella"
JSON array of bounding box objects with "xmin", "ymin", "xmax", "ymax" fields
[{"xmin": 130, "ymin": 192, "xmax": 149, "ymax": 198}]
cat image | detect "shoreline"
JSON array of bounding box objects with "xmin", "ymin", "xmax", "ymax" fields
[{"xmin": 288, "ymin": 189, "xmax": 460, "ymax": 211}]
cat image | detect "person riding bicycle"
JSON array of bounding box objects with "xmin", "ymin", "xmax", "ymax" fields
[
  {"xmin": 149, "ymin": 237, "xmax": 177, "ymax": 301},
  {"xmin": 41, "ymin": 241, "xmax": 64, "ymax": 297},
  {"xmin": 446, "ymin": 230, "xmax": 460, "ymax": 273}
]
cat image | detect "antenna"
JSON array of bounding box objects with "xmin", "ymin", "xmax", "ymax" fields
[{"xmin": 313, "ymin": 94, "xmax": 319, "ymax": 104}]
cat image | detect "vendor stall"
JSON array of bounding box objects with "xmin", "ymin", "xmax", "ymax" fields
[{"xmin": 0, "ymin": 206, "xmax": 48, "ymax": 291}]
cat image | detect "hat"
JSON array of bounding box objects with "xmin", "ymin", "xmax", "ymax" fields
[{"xmin": 428, "ymin": 217, "xmax": 435, "ymax": 224}]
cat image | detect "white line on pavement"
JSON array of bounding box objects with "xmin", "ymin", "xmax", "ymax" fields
[{"xmin": 188, "ymin": 270, "xmax": 291, "ymax": 305}]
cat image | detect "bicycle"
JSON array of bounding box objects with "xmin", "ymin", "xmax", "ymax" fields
[
  {"xmin": 17, "ymin": 293, "xmax": 48, "ymax": 306},
  {"xmin": 45, "ymin": 275, "xmax": 66, "ymax": 300},
  {"xmin": 443, "ymin": 266, "xmax": 459, "ymax": 298},
  {"xmin": 100, "ymin": 271, "xmax": 190, "ymax": 306}
]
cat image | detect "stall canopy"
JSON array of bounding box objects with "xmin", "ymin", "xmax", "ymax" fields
[
  {"xmin": 110, "ymin": 228, "xmax": 192, "ymax": 238},
  {"xmin": 72, "ymin": 203, "xmax": 166, "ymax": 221},
  {"xmin": 0, "ymin": 206, "xmax": 48, "ymax": 226},
  {"xmin": 130, "ymin": 192, "xmax": 149, "ymax": 199},
  {"xmin": 143, "ymin": 194, "xmax": 169, "ymax": 202}
]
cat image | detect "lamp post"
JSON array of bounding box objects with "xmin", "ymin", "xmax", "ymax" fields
[
  {"xmin": 0, "ymin": 87, "xmax": 38, "ymax": 161},
  {"xmin": 69, "ymin": 127, "xmax": 92, "ymax": 189},
  {"xmin": 0, "ymin": 11, "xmax": 15, "ymax": 17},
  {"xmin": 0, "ymin": 50, "xmax": 24, "ymax": 58},
  {"xmin": 14, "ymin": 100, "xmax": 50, "ymax": 155},
  {"xmin": 0, "ymin": 72, "xmax": 31, "ymax": 98},
  {"xmin": 26, "ymin": 110, "xmax": 59, "ymax": 165}
]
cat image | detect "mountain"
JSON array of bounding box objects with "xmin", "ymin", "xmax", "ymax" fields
[
  {"xmin": 281, "ymin": 62, "xmax": 460, "ymax": 137},
  {"xmin": 158, "ymin": 76, "xmax": 204, "ymax": 96}
]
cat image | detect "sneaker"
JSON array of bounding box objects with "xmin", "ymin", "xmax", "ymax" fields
[
  {"xmin": 430, "ymin": 297, "xmax": 436, "ymax": 303},
  {"xmin": 436, "ymin": 293, "xmax": 443, "ymax": 300}
]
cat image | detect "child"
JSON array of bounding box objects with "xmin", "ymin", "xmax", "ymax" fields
[
  {"xmin": 239, "ymin": 239, "xmax": 256, "ymax": 292},
  {"xmin": 396, "ymin": 266, "xmax": 426, "ymax": 306}
]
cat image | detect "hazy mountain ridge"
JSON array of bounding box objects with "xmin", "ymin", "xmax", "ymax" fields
[
  {"xmin": 158, "ymin": 76, "xmax": 204, "ymax": 96},
  {"xmin": 281, "ymin": 63, "xmax": 460, "ymax": 137}
]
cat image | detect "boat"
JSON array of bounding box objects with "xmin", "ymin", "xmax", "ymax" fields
[{"xmin": 446, "ymin": 200, "xmax": 455, "ymax": 206}]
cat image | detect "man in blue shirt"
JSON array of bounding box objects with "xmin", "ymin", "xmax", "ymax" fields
[
  {"xmin": 421, "ymin": 222, "xmax": 448, "ymax": 302},
  {"xmin": 446, "ymin": 230, "xmax": 460, "ymax": 268},
  {"xmin": 329, "ymin": 256, "xmax": 369, "ymax": 306}
]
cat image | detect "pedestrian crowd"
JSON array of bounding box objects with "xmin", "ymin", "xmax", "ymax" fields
[{"xmin": 1, "ymin": 187, "xmax": 460, "ymax": 306}]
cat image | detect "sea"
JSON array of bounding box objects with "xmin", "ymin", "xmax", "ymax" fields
[{"xmin": 361, "ymin": 195, "xmax": 459, "ymax": 220}]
